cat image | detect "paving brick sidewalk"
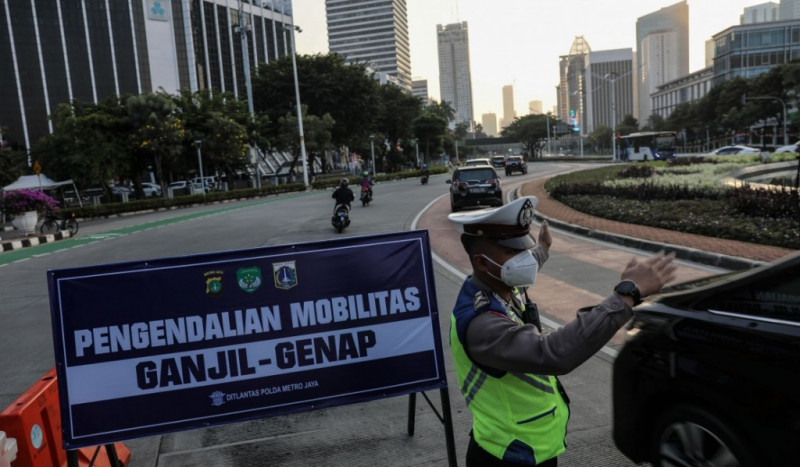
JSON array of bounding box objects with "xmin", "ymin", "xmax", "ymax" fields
[{"xmin": 521, "ymin": 177, "xmax": 795, "ymax": 266}]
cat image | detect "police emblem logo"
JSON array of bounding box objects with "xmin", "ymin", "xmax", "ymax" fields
[
  {"xmin": 204, "ymin": 270, "xmax": 224, "ymax": 297},
  {"xmin": 273, "ymin": 261, "xmax": 298, "ymax": 290},
  {"xmin": 518, "ymin": 198, "xmax": 535, "ymax": 229},
  {"xmin": 237, "ymin": 266, "xmax": 262, "ymax": 293},
  {"xmin": 209, "ymin": 390, "xmax": 226, "ymax": 407}
]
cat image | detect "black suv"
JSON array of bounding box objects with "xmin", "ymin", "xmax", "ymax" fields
[
  {"xmin": 505, "ymin": 156, "xmax": 527, "ymax": 175},
  {"xmin": 613, "ymin": 251, "xmax": 800, "ymax": 466},
  {"xmin": 447, "ymin": 166, "xmax": 503, "ymax": 212},
  {"xmin": 490, "ymin": 155, "xmax": 506, "ymax": 169}
]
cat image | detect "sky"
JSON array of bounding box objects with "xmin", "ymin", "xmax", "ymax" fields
[{"xmin": 293, "ymin": 0, "xmax": 761, "ymax": 121}]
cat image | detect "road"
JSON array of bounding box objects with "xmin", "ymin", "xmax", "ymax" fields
[{"xmin": 0, "ymin": 162, "xmax": 725, "ymax": 466}]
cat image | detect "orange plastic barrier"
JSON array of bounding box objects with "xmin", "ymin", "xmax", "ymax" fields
[{"xmin": 0, "ymin": 368, "xmax": 130, "ymax": 466}]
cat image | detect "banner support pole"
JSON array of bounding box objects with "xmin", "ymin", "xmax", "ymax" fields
[{"xmin": 406, "ymin": 390, "xmax": 458, "ymax": 467}]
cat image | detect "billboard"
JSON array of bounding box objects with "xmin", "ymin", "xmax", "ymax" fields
[{"xmin": 48, "ymin": 231, "xmax": 445, "ymax": 448}]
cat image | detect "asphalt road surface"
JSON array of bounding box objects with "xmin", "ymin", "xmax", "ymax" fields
[{"xmin": 0, "ymin": 163, "xmax": 725, "ymax": 466}]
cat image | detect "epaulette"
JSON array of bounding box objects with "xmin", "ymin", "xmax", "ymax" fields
[{"xmin": 472, "ymin": 290, "xmax": 491, "ymax": 314}]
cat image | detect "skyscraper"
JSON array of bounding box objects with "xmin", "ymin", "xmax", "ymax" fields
[
  {"xmin": 502, "ymin": 85, "xmax": 515, "ymax": 128},
  {"xmin": 584, "ymin": 49, "xmax": 634, "ymax": 133},
  {"xmin": 437, "ymin": 22, "xmax": 474, "ymax": 127},
  {"xmin": 528, "ymin": 100, "xmax": 543, "ymax": 115},
  {"xmin": 481, "ymin": 113, "xmax": 498, "ymax": 137},
  {"xmin": 325, "ymin": 0, "xmax": 411, "ymax": 90},
  {"xmin": 412, "ymin": 79, "xmax": 430, "ymax": 106},
  {"xmin": 635, "ymin": 1, "xmax": 689, "ymax": 122},
  {"xmin": 557, "ymin": 36, "xmax": 591, "ymax": 130},
  {"xmin": 780, "ymin": 0, "xmax": 800, "ymax": 19},
  {"xmin": 1, "ymin": 0, "xmax": 291, "ymax": 151}
]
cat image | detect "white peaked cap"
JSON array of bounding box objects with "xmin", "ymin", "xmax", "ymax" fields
[{"xmin": 447, "ymin": 196, "xmax": 539, "ymax": 249}]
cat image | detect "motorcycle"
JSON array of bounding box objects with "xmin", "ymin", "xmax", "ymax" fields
[
  {"xmin": 360, "ymin": 186, "xmax": 373, "ymax": 206},
  {"xmin": 420, "ymin": 173, "xmax": 429, "ymax": 185},
  {"xmin": 331, "ymin": 204, "xmax": 350, "ymax": 233}
]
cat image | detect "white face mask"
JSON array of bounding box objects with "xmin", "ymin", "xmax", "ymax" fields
[{"xmin": 482, "ymin": 250, "xmax": 539, "ymax": 287}]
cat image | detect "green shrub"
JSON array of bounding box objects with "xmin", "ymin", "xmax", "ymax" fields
[
  {"xmin": 619, "ymin": 165, "xmax": 656, "ymax": 179},
  {"xmin": 729, "ymin": 184, "xmax": 800, "ymax": 219}
]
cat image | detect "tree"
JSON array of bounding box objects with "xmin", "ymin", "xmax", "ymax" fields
[
  {"xmin": 427, "ymin": 100, "xmax": 456, "ymax": 123},
  {"xmin": 36, "ymin": 98, "xmax": 127, "ymax": 190},
  {"xmin": 126, "ymin": 92, "xmax": 185, "ymax": 187},
  {"xmin": 375, "ymin": 84, "xmax": 422, "ymax": 169},
  {"xmin": 501, "ymin": 114, "xmax": 552, "ymax": 159},
  {"xmin": 252, "ymin": 53, "xmax": 379, "ymax": 148},
  {"xmin": 276, "ymin": 105, "xmax": 335, "ymax": 176},
  {"xmin": 587, "ymin": 125, "xmax": 613, "ymax": 154},
  {"xmin": 616, "ymin": 114, "xmax": 639, "ymax": 136},
  {"xmin": 172, "ymin": 89, "xmax": 250, "ymax": 179},
  {"xmin": 413, "ymin": 111, "xmax": 448, "ymax": 165},
  {"xmin": 0, "ymin": 149, "xmax": 29, "ymax": 187},
  {"xmin": 474, "ymin": 123, "xmax": 488, "ymax": 139}
]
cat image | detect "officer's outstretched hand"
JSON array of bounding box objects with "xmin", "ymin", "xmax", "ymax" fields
[
  {"xmin": 537, "ymin": 221, "xmax": 552, "ymax": 250},
  {"xmin": 620, "ymin": 251, "xmax": 678, "ymax": 298}
]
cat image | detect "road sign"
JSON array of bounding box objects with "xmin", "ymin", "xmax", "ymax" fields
[{"xmin": 33, "ymin": 161, "xmax": 42, "ymax": 175}]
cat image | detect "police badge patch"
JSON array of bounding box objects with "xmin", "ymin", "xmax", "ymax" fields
[
  {"xmin": 204, "ymin": 270, "xmax": 224, "ymax": 296},
  {"xmin": 237, "ymin": 266, "xmax": 262, "ymax": 293},
  {"xmin": 273, "ymin": 261, "xmax": 297, "ymax": 290},
  {"xmin": 209, "ymin": 390, "xmax": 226, "ymax": 407}
]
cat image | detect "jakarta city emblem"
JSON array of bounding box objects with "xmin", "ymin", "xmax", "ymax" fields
[{"xmin": 273, "ymin": 261, "xmax": 297, "ymax": 290}]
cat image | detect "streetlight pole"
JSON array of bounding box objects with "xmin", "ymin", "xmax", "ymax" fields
[
  {"xmin": 610, "ymin": 76, "xmax": 617, "ymax": 160},
  {"xmin": 414, "ymin": 138, "xmax": 420, "ymax": 167},
  {"xmin": 286, "ymin": 8, "xmax": 309, "ymax": 189},
  {"xmin": 369, "ymin": 135, "xmax": 376, "ymax": 176},
  {"xmin": 194, "ymin": 139, "xmax": 205, "ymax": 197}
]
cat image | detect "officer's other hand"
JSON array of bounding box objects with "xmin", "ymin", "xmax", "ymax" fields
[
  {"xmin": 620, "ymin": 251, "xmax": 678, "ymax": 298},
  {"xmin": 538, "ymin": 221, "xmax": 552, "ymax": 250}
]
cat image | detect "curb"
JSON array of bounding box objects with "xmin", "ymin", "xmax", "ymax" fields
[{"xmin": 0, "ymin": 230, "xmax": 73, "ymax": 253}]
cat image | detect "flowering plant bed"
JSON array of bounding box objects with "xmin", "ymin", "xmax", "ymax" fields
[{"xmin": 0, "ymin": 189, "xmax": 60, "ymax": 217}]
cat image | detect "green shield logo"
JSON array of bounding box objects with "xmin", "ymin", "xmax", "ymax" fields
[{"xmin": 237, "ymin": 266, "xmax": 263, "ymax": 293}]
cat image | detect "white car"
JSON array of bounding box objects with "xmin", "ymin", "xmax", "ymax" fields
[
  {"xmin": 140, "ymin": 182, "xmax": 161, "ymax": 197},
  {"xmin": 464, "ymin": 158, "xmax": 492, "ymax": 167},
  {"xmin": 774, "ymin": 142, "xmax": 800, "ymax": 153},
  {"xmin": 708, "ymin": 145, "xmax": 759, "ymax": 155}
]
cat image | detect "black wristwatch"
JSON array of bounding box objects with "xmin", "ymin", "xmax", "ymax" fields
[{"xmin": 614, "ymin": 280, "xmax": 641, "ymax": 306}]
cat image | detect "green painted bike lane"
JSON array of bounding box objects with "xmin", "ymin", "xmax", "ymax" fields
[{"xmin": 0, "ymin": 193, "xmax": 312, "ymax": 267}]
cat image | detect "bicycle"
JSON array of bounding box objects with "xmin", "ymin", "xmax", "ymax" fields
[{"xmin": 39, "ymin": 210, "xmax": 79, "ymax": 236}]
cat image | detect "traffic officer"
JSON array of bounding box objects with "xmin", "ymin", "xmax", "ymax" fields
[{"xmin": 447, "ymin": 196, "xmax": 677, "ymax": 466}]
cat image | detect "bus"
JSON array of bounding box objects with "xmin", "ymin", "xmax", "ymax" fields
[{"xmin": 618, "ymin": 131, "xmax": 677, "ymax": 161}]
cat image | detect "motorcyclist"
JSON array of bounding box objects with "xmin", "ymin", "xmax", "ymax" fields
[
  {"xmin": 332, "ymin": 178, "xmax": 355, "ymax": 215},
  {"xmin": 360, "ymin": 171, "xmax": 374, "ymax": 199},
  {"xmin": 420, "ymin": 164, "xmax": 430, "ymax": 183}
]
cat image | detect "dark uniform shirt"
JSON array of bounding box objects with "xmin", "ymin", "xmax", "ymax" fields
[{"xmin": 466, "ymin": 245, "xmax": 635, "ymax": 375}]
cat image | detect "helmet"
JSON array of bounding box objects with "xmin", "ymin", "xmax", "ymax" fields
[
  {"xmin": 363, "ymin": 171, "xmax": 369, "ymax": 177},
  {"xmin": 340, "ymin": 178, "xmax": 349, "ymax": 187},
  {"xmin": 422, "ymin": 164, "xmax": 428, "ymax": 168}
]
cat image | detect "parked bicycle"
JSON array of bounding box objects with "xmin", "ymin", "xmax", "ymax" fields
[{"xmin": 39, "ymin": 210, "xmax": 79, "ymax": 236}]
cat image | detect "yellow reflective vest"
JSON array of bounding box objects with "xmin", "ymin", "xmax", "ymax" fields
[{"xmin": 450, "ymin": 279, "xmax": 569, "ymax": 465}]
